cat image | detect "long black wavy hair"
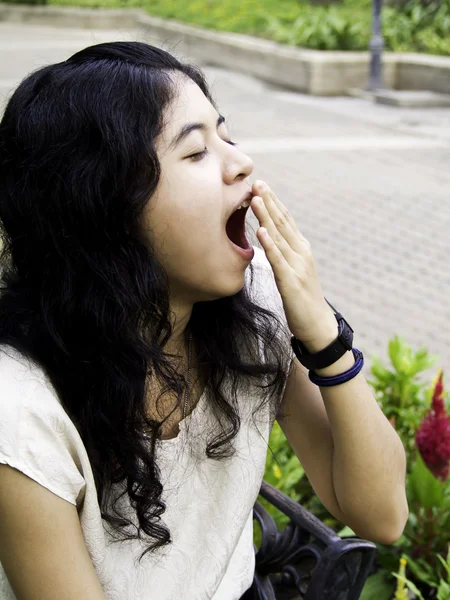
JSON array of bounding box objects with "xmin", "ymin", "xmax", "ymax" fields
[{"xmin": 0, "ymin": 41, "xmax": 292, "ymax": 560}]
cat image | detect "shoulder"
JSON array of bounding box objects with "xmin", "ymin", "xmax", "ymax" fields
[
  {"xmin": 0, "ymin": 344, "xmax": 52, "ymax": 397},
  {"xmin": 0, "ymin": 345, "xmax": 86, "ymax": 506},
  {"xmin": 0, "ymin": 345, "xmax": 71, "ymax": 435}
]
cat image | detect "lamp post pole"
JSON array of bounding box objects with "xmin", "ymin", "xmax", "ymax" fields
[{"xmin": 365, "ymin": 0, "xmax": 385, "ymax": 90}]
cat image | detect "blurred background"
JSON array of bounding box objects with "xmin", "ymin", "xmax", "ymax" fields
[{"xmin": 1, "ymin": 1, "xmax": 450, "ymax": 598}]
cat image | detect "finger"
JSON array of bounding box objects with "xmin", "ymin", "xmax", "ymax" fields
[
  {"xmin": 267, "ymin": 188, "xmax": 311, "ymax": 248},
  {"xmin": 251, "ymin": 196, "xmax": 297, "ymax": 262},
  {"xmin": 255, "ymin": 182, "xmax": 310, "ymax": 248},
  {"xmin": 264, "ymin": 194, "xmax": 301, "ymax": 251},
  {"xmin": 268, "ymin": 187, "xmax": 299, "ymax": 229},
  {"xmin": 253, "ymin": 180, "xmax": 298, "ymax": 230},
  {"xmin": 257, "ymin": 227, "xmax": 292, "ymax": 282}
]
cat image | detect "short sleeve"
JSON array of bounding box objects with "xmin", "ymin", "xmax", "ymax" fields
[{"xmin": 0, "ymin": 347, "xmax": 86, "ymax": 506}]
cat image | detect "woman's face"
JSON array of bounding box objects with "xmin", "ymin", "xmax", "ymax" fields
[{"xmin": 143, "ymin": 76, "xmax": 255, "ymax": 305}]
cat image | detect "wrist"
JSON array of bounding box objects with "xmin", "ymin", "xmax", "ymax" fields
[
  {"xmin": 291, "ymin": 302, "xmax": 355, "ymax": 373},
  {"xmin": 297, "ymin": 315, "xmax": 339, "ymax": 354}
]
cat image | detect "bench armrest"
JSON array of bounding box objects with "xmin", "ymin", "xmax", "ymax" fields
[{"xmin": 249, "ymin": 480, "xmax": 377, "ymax": 600}]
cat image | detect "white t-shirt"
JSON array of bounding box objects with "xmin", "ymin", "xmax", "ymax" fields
[{"xmin": 0, "ymin": 247, "xmax": 293, "ymax": 600}]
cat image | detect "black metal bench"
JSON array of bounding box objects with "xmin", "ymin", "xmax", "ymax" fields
[{"xmin": 244, "ymin": 481, "xmax": 377, "ymax": 600}]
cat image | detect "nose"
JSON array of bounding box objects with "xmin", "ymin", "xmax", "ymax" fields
[{"xmin": 225, "ymin": 149, "xmax": 254, "ymax": 184}]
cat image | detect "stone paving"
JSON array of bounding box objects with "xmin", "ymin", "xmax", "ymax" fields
[{"xmin": 1, "ymin": 22, "xmax": 450, "ymax": 378}]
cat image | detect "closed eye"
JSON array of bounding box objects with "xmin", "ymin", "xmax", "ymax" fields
[{"xmin": 188, "ymin": 141, "xmax": 238, "ymax": 162}]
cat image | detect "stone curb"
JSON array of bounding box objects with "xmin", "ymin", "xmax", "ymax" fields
[{"xmin": 1, "ymin": 3, "xmax": 449, "ymax": 96}]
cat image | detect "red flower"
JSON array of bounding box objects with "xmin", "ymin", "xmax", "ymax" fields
[{"xmin": 416, "ymin": 371, "xmax": 450, "ymax": 481}]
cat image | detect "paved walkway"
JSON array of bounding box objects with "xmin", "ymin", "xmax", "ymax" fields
[{"xmin": 2, "ymin": 22, "xmax": 450, "ymax": 378}]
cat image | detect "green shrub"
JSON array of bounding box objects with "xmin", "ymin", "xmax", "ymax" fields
[
  {"xmin": 273, "ymin": 7, "xmax": 368, "ymax": 50},
  {"xmin": 368, "ymin": 335, "xmax": 438, "ymax": 458},
  {"xmin": 415, "ymin": 27, "xmax": 450, "ymax": 55},
  {"xmin": 392, "ymin": 548, "xmax": 450, "ymax": 600},
  {"xmin": 362, "ymin": 340, "xmax": 450, "ymax": 600},
  {"xmin": 3, "ymin": 0, "xmax": 47, "ymax": 4},
  {"xmin": 383, "ymin": 0, "xmax": 450, "ymax": 54},
  {"xmin": 36, "ymin": 0, "xmax": 450, "ymax": 55}
]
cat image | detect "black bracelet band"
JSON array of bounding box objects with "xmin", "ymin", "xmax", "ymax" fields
[{"xmin": 291, "ymin": 309, "xmax": 353, "ymax": 371}]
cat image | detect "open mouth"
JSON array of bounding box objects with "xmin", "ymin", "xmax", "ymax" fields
[{"xmin": 225, "ymin": 206, "xmax": 251, "ymax": 249}]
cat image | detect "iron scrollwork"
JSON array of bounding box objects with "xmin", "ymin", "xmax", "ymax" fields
[{"xmin": 245, "ymin": 481, "xmax": 377, "ymax": 600}]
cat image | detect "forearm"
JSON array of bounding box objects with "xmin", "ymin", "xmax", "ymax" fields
[{"xmin": 307, "ymin": 326, "xmax": 408, "ymax": 542}]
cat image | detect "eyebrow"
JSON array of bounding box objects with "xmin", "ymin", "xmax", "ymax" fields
[{"xmin": 169, "ymin": 114, "xmax": 226, "ymax": 151}]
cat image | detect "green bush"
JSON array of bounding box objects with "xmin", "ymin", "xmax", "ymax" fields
[
  {"xmin": 392, "ymin": 548, "xmax": 450, "ymax": 600},
  {"xmin": 3, "ymin": 0, "xmax": 47, "ymax": 4},
  {"xmin": 268, "ymin": 7, "xmax": 368, "ymax": 50},
  {"xmin": 39, "ymin": 0, "xmax": 450, "ymax": 55},
  {"xmin": 383, "ymin": 0, "xmax": 450, "ymax": 54},
  {"xmin": 358, "ymin": 339, "xmax": 450, "ymax": 600},
  {"xmin": 368, "ymin": 336, "xmax": 438, "ymax": 457}
]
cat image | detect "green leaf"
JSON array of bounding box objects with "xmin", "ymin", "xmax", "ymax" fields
[
  {"xmin": 392, "ymin": 573, "xmax": 426, "ymax": 600},
  {"xmin": 370, "ymin": 355, "xmax": 391, "ymax": 382},
  {"xmin": 406, "ymin": 554, "xmax": 439, "ymax": 588},
  {"xmin": 283, "ymin": 467, "xmax": 304, "ymax": 489},
  {"xmin": 389, "ymin": 336, "xmax": 408, "ymax": 373},
  {"xmin": 437, "ymin": 553, "xmax": 450, "ymax": 579},
  {"xmin": 359, "ymin": 570, "xmax": 395, "ymax": 600},
  {"xmin": 409, "ymin": 453, "xmax": 446, "ymax": 508},
  {"xmin": 438, "ymin": 580, "xmax": 450, "ymax": 600},
  {"xmin": 338, "ymin": 525, "xmax": 356, "ymax": 538}
]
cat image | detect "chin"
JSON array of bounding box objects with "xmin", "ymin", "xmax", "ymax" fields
[{"xmin": 196, "ymin": 272, "xmax": 247, "ymax": 302}]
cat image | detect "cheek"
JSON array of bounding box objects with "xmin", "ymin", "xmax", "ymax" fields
[
  {"xmin": 174, "ymin": 212, "xmax": 217, "ymax": 254},
  {"xmin": 152, "ymin": 204, "xmax": 220, "ymax": 260},
  {"xmin": 142, "ymin": 171, "xmax": 222, "ymax": 258}
]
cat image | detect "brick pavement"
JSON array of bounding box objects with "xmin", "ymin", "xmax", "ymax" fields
[{"xmin": 1, "ymin": 22, "xmax": 450, "ymax": 377}]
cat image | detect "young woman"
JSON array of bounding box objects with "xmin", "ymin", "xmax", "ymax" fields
[{"xmin": 0, "ymin": 41, "xmax": 407, "ymax": 600}]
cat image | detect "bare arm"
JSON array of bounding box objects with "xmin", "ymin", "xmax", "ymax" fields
[
  {"xmin": 0, "ymin": 464, "xmax": 107, "ymax": 600},
  {"xmin": 277, "ymin": 350, "xmax": 408, "ymax": 545}
]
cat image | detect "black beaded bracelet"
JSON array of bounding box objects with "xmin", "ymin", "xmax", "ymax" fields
[{"xmin": 308, "ymin": 348, "xmax": 364, "ymax": 387}]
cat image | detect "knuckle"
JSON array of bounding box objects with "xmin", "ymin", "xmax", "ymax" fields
[
  {"xmin": 275, "ymin": 214, "xmax": 287, "ymax": 228},
  {"xmin": 283, "ymin": 208, "xmax": 291, "ymax": 221},
  {"xmin": 274, "ymin": 251, "xmax": 284, "ymax": 264},
  {"xmin": 274, "ymin": 232, "xmax": 284, "ymax": 246}
]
